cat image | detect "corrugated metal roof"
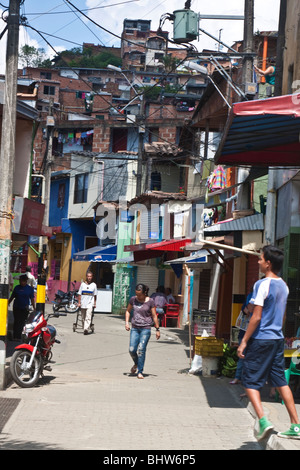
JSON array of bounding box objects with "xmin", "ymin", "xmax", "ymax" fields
[
  {"xmin": 215, "ymin": 94, "xmax": 300, "ymax": 166},
  {"xmin": 204, "ymin": 213, "xmax": 264, "ymax": 234}
]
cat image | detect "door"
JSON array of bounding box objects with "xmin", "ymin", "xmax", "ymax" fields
[{"xmin": 136, "ymin": 265, "xmax": 159, "ymax": 297}]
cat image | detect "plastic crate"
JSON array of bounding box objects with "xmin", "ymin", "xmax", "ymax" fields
[
  {"xmin": 194, "ymin": 336, "xmax": 224, "ymax": 357},
  {"xmin": 192, "ymin": 310, "xmax": 216, "ymax": 335},
  {"xmin": 193, "ymin": 322, "xmax": 216, "ymax": 336}
]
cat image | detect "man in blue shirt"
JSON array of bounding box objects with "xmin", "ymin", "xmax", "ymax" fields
[
  {"xmin": 9, "ymin": 274, "xmax": 35, "ymax": 340},
  {"xmin": 238, "ymin": 245, "xmax": 300, "ymax": 441}
]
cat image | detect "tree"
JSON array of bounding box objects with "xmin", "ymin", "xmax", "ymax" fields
[
  {"xmin": 53, "ymin": 46, "xmax": 122, "ymax": 69},
  {"xmin": 19, "ymin": 45, "xmax": 50, "ymax": 68}
]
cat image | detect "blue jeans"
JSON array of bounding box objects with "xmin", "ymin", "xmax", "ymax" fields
[{"xmin": 129, "ymin": 328, "xmax": 151, "ymax": 374}]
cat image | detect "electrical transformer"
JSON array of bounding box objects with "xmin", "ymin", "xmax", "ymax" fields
[{"xmin": 173, "ymin": 9, "xmax": 199, "ymax": 43}]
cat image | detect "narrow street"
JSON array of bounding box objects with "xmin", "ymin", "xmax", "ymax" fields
[{"xmin": 0, "ymin": 306, "xmax": 261, "ymax": 451}]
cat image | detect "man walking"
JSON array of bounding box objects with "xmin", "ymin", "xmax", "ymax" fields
[
  {"xmin": 238, "ymin": 245, "xmax": 300, "ymax": 441},
  {"xmin": 78, "ymin": 271, "xmax": 97, "ymax": 335},
  {"xmin": 9, "ymin": 274, "xmax": 35, "ymax": 340}
]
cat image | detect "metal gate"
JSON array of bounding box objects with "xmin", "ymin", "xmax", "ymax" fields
[{"xmin": 136, "ymin": 265, "xmax": 159, "ymax": 297}]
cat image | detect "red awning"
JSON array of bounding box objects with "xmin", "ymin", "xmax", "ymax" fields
[
  {"xmin": 124, "ymin": 238, "xmax": 192, "ymax": 262},
  {"xmin": 215, "ymin": 94, "xmax": 300, "ymax": 166},
  {"xmin": 145, "ymin": 238, "xmax": 192, "ymax": 251}
]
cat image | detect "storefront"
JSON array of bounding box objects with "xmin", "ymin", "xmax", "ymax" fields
[{"xmin": 73, "ymin": 245, "xmax": 117, "ymax": 313}]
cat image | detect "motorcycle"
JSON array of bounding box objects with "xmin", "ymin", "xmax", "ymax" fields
[
  {"xmin": 52, "ymin": 281, "xmax": 79, "ymax": 313},
  {"xmin": 10, "ymin": 310, "xmax": 66, "ymax": 388}
]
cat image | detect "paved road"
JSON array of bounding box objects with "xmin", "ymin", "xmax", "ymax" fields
[{"xmin": 0, "ymin": 307, "xmax": 262, "ymax": 451}]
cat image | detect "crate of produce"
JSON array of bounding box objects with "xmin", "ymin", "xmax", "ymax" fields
[{"xmin": 194, "ymin": 336, "xmax": 224, "ymax": 357}]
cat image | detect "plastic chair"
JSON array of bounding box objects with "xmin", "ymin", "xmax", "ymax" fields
[
  {"xmin": 285, "ymin": 342, "xmax": 300, "ymax": 384},
  {"xmin": 276, "ymin": 341, "xmax": 300, "ymax": 403},
  {"xmin": 162, "ymin": 304, "xmax": 180, "ymax": 328}
]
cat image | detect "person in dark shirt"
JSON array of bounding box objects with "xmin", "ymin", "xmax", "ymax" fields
[{"xmin": 9, "ymin": 274, "xmax": 35, "ymax": 340}]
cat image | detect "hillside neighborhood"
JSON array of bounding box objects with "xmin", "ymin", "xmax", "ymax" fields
[{"xmin": 1, "ymin": 2, "xmax": 300, "ymax": 357}]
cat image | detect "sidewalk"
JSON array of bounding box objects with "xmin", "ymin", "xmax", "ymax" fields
[
  {"xmin": 0, "ymin": 306, "xmax": 299, "ymax": 450},
  {"xmin": 227, "ymin": 378, "xmax": 300, "ymax": 450}
]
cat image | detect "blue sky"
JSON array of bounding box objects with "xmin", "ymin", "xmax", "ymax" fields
[{"xmin": 0, "ymin": 0, "xmax": 280, "ymax": 72}]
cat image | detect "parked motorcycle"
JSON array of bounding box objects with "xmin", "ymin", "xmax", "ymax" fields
[
  {"xmin": 10, "ymin": 310, "xmax": 66, "ymax": 388},
  {"xmin": 52, "ymin": 281, "xmax": 79, "ymax": 313}
]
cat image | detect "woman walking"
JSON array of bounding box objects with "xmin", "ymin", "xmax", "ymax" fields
[{"xmin": 125, "ymin": 284, "xmax": 160, "ymax": 379}]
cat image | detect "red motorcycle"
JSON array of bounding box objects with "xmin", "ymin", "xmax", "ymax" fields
[{"xmin": 10, "ymin": 310, "xmax": 66, "ymax": 388}]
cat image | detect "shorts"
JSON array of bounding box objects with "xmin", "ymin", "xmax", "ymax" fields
[{"xmin": 242, "ymin": 338, "xmax": 287, "ymax": 390}]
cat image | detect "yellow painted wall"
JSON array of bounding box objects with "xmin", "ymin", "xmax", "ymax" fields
[
  {"xmin": 71, "ymin": 260, "xmax": 90, "ymax": 284},
  {"xmin": 60, "ymin": 236, "xmax": 71, "ymax": 280},
  {"xmin": 232, "ymin": 303, "xmax": 243, "ymax": 326},
  {"xmin": 27, "ymin": 244, "xmax": 39, "ymax": 264}
]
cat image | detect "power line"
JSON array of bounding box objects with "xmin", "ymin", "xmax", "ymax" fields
[
  {"xmin": 25, "ymin": 0, "xmax": 141, "ymax": 16},
  {"xmin": 22, "ymin": 15, "xmax": 209, "ymax": 171},
  {"xmin": 62, "ymin": 0, "xmax": 105, "ymax": 47}
]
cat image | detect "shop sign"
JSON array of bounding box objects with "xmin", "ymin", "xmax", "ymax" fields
[{"xmin": 12, "ymin": 197, "xmax": 45, "ymax": 236}]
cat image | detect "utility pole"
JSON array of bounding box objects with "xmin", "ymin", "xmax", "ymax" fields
[
  {"xmin": 136, "ymin": 93, "xmax": 145, "ymax": 197},
  {"xmin": 242, "ymin": 0, "xmax": 254, "ymax": 92},
  {"xmin": 0, "ymin": 0, "xmax": 21, "ymax": 390},
  {"xmin": 274, "ymin": 0, "xmax": 287, "ymax": 97},
  {"xmin": 36, "ymin": 98, "xmax": 54, "ymax": 312},
  {"xmin": 265, "ymin": 0, "xmax": 286, "ymax": 246}
]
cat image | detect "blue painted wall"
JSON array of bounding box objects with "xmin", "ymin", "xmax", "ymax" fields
[
  {"xmin": 67, "ymin": 219, "xmax": 98, "ymax": 256},
  {"xmin": 49, "ymin": 176, "xmax": 69, "ymax": 226}
]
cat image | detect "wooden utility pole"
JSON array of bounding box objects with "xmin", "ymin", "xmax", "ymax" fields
[
  {"xmin": 274, "ymin": 0, "xmax": 287, "ymax": 97},
  {"xmin": 136, "ymin": 97, "xmax": 145, "ymax": 197},
  {"xmin": 0, "ymin": 0, "xmax": 21, "ymax": 390},
  {"xmin": 36, "ymin": 99, "xmax": 54, "ymax": 312},
  {"xmin": 242, "ymin": 0, "xmax": 254, "ymax": 91}
]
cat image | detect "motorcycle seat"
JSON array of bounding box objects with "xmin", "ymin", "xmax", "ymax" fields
[{"xmin": 56, "ymin": 290, "xmax": 66, "ymax": 297}]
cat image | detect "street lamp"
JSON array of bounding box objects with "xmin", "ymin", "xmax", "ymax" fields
[
  {"xmin": 107, "ymin": 64, "xmax": 139, "ymax": 96},
  {"xmin": 183, "ymin": 61, "xmax": 208, "ymax": 75},
  {"xmin": 183, "ymin": 60, "xmax": 232, "ymax": 108}
]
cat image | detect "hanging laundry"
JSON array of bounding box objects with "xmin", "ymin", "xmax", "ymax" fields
[{"xmin": 208, "ymin": 165, "xmax": 226, "ymax": 192}]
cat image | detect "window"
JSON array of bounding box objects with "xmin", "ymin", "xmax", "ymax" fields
[
  {"xmin": 74, "ymin": 173, "xmax": 89, "ymax": 204},
  {"xmin": 43, "ymin": 85, "xmax": 55, "ymax": 95},
  {"xmin": 40, "ymin": 71, "xmax": 52, "ymax": 80},
  {"xmin": 149, "ymin": 128, "xmax": 159, "ymax": 143},
  {"xmin": 111, "ymin": 128, "xmax": 128, "ymax": 152},
  {"xmin": 150, "ymin": 171, "xmax": 161, "ymax": 190}
]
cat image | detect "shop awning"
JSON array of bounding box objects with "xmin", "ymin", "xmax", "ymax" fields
[
  {"xmin": 124, "ymin": 238, "xmax": 192, "ymax": 262},
  {"xmin": 114, "ymin": 254, "xmax": 134, "ymax": 264},
  {"xmin": 215, "ymin": 94, "xmax": 300, "ymax": 166},
  {"xmin": 164, "ymin": 249, "xmax": 211, "ymax": 278},
  {"xmin": 204, "ymin": 213, "xmax": 264, "ymax": 235},
  {"xmin": 165, "ymin": 249, "xmax": 211, "ymax": 265},
  {"xmin": 73, "ymin": 244, "xmax": 117, "ymax": 262}
]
